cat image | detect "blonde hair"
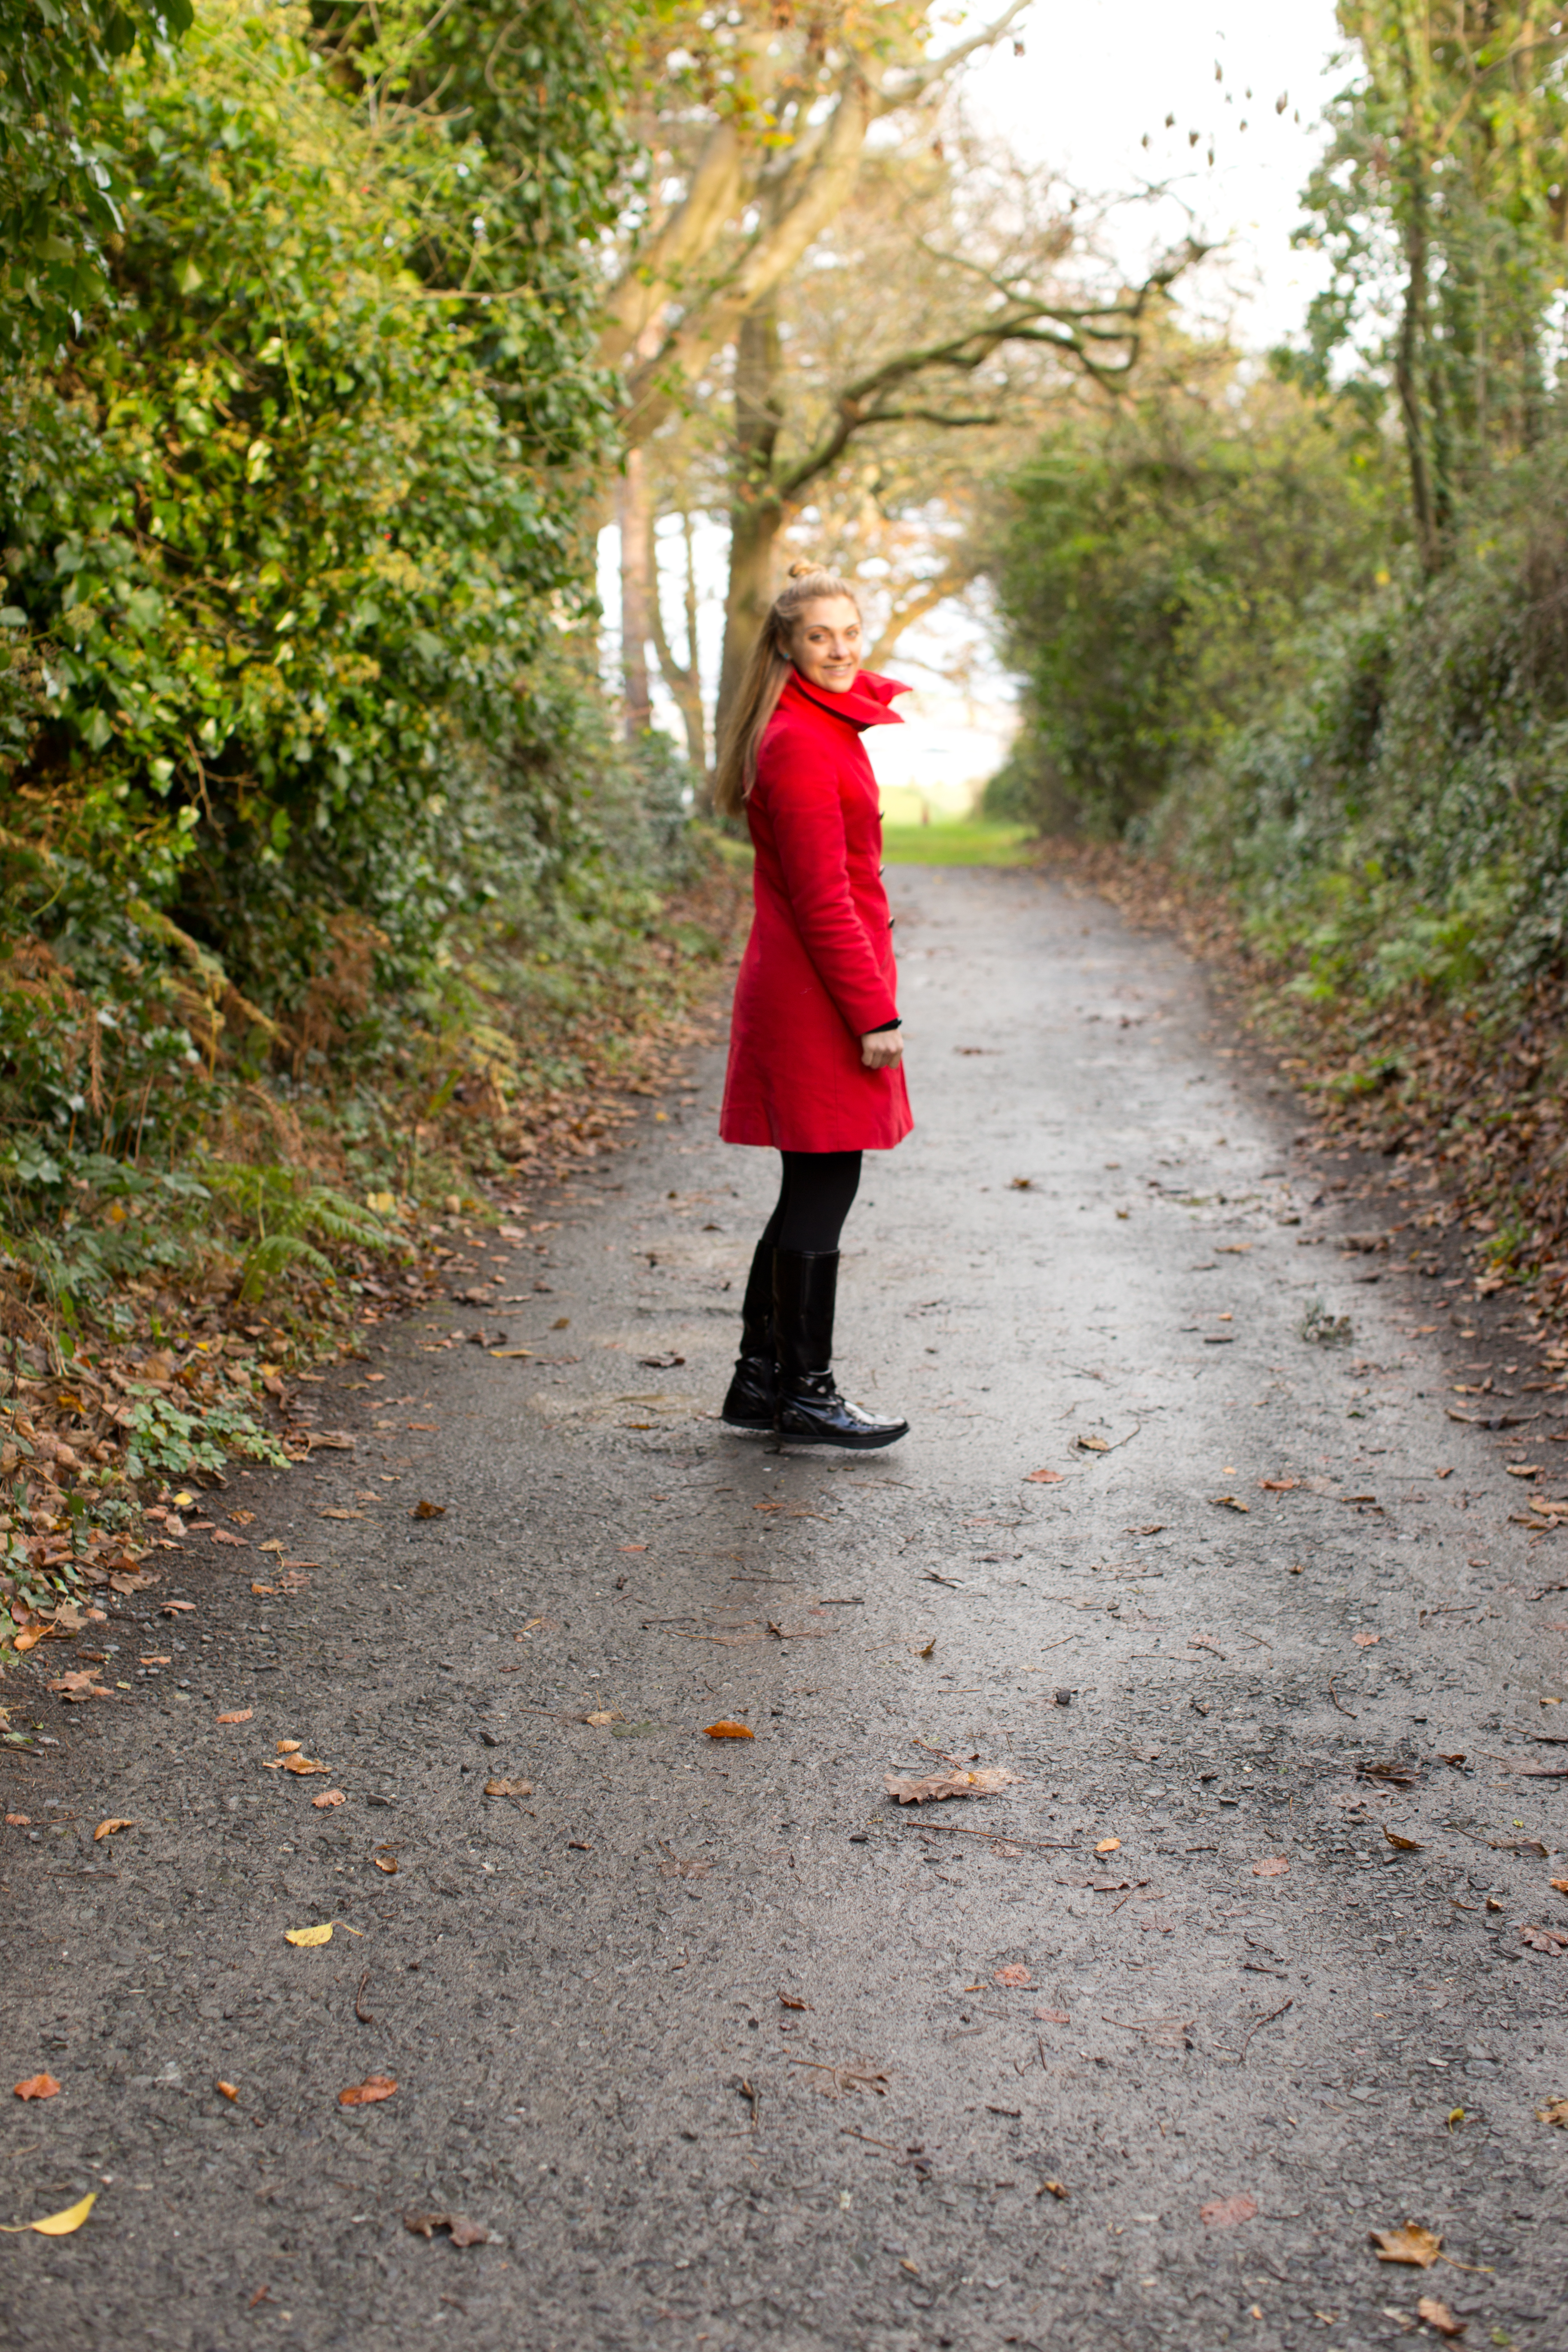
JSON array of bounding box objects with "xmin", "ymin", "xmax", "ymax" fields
[{"xmin": 713, "ymin": 562, "xmax": 861, "ymax": 818}]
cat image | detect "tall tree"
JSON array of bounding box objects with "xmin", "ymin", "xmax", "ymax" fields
[{"xmin": 1295, "ymin": 3, "xmax": 1568, "ymax": 570}]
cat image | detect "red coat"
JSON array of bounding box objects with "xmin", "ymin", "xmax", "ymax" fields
[{"xmin": 720, "ymin": 668, "xmax": 914, "ymax": 1154}]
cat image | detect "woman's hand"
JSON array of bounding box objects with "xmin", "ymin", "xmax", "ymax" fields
[{"xmin": 860, "ymin": 1028, "xmax": 905, "ymax": 1069}]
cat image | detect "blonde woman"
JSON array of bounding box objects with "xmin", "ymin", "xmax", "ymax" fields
[{"xmin": 714, "ymin": 563, "xmax": 910, "ymax": 1449}]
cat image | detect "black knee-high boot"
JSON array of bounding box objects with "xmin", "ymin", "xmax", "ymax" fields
[
  {"xmin": 772, "ymin": 1250, "xmax": 908, "ymax": 1450},
  {"xmin": 721, "ymin": 1239, "xmax": 777, "ymax": 1430}
]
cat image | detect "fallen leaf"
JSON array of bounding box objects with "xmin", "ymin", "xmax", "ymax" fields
[
  {"xmin": 45, "ymin": 1669, "xmax": 112, "ymax": 1700},
  {"xmin": 215, "ymin": 1709, "xmax": 253, "ymax": 1725},
  {"xmin": 884, "ymin": 1766, "xmax": 1019, "ymax": 1804},
  {"xmin": 1201, "ymin": 2194, "xmax": 1258, "ymax": 2227},
  {"xmin": 1384, "ymin": 1827, "xmax": 1424, "ymax": 1853},
  {"xmin": 1258, "ymin": 1476, "xmax": 1299, "ymax": 1492},
  {"xmin": 994, "ymin": 1966, "xmax": 1033, "ymax": 1988},
  {"xmin": 1211, "ymin": 1495, "xmax": 1250, "ymax": 1512},
  {"xmin": 483, "ymin": 1777, "xmax": 533, "ymax": 1798},
  {"xmin": 618, "ymin": 1544, "xmax": 648, "ymax": 1554},
  {"xmin": 1550, "ymin": 1877, "xmax": 1568, "ymax": 1896},
  {"xmin": 338, "ymin": 2075, "xmax": 397, "ymax": 2107},
  {"xmin": 13, "ymin": 2074, "xmax": 59, "ymax": 2101},
  {"xmin": 1034, "ymin": 2007, "xmax": 1070, "ymax": 2024},
  {"xmin": 1024, "ymin": 1467, "xmax": 1065, "ymax": 1485},
  {"xmin": 312, "ymin": 1790, "xmax": 346, "ymax": 1810},
  {"xmin": 778, "ymin": 1991, "xmax": 810, "ymax": 2011},
  {"xmin": 159, "ymin": 1600, "xmax": 196, "ymax": 1616},
  {"xmin": 1370, "ymin": 2224, "xmax": 1443, "ymax": 2267},
  {"xmin": 410, "ymin": 1500, "xmax": 446, "ymax": 1520},
  {"xmin": 1438, "ymin": 1752, "xmax": 1467, "ymax": 1767},
  {"xmin": 1253, "ymin": 1856, "xmax": 1290, "ymax": 1876},
  {"xmin": 1038, "ymin": 2179, "xmax": 1069, "ymax": 2200},
  {"xmin": 92, "ymin": 1818, "xmax": 135, "ymax": 1842},
  {"xmin": 4, "ymin": 1813, "xmax": 28, "ymax": 1826},
  {"xmin": 1535, "ymin": 2096, "xmax": 1568, "ymax": 2127},
  {"xmin": 250, "ymin": 1583, "xmax": 277, "ymax": 1596},
  {"xmin": 403, "ymin": 2211, "xmax": 488, "ymax": 2244},
  {"xmin": 216, "ymin": 2080, "xmax": 239, "ymax": 2102},
  {"xmin": 1076, "ymin": 1434, "xmax": 1109, "ymax": 1453},
  {"xmin": 1416, "ymin": 2296, "xmax": 1466, "ymax": 2340},
  {"xmin": 211, "ymin": 1528, "xmax": 248, "ymax": 1546},
  {"xmin": 638, "ymin": 1353, "xmax": 684, "ymax": 1370},
  {"xmin": 1506, "ymin": 1464, "xmax": 1543, "ymax": 1479},
  {"xmin": 1096, "ymin": 1837, "xmax": 1121, "ymax": 1855},
  {"xmin": 584, "ymin": 1709, "xmax": 622, "ymax": 1727},
  {"xmin": 282, "ymin": 1754, "xmax": 329, "ymax": 1776},
  {"xmin": 372, "ymin": 1849, "xmax": 398, "ymax": 1874},
  {"xmin": 1520, "ymin": 1923, "xmax": 1568, "ymax": 1954},
  {"xmin": 704, "ymin": 1720, "xmax": 754, "ymax": 1740},
  {"xmin": 1354, "ymin": 1631, "xmax": 1381, "ymax": 1648},
  {"xmin": 139, "ymin": 1654, "xmax": 171, "ymax": 1666},
  {"xmin": 285, "ymin": 1923, "xmax": 334, "ymax": 1948},
  {"xmin": 916, "ymin": 1636, "xmax": 936, "ymax": 1659},
  {"xmin": 0, "ymin": 2190, "xmax": 96, "ymax": 2236}
]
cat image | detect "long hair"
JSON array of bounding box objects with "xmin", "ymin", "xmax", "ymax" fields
[{"xmin": 713, "ymin": 562, "xmax": 861, "ymax": 818}]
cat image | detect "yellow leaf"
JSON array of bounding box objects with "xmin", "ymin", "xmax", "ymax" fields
[
  {"xmin": 1096, "ymin": 1837, "xmax": 1121, "ymax": 1854},
  {"xmin": 92, "ymin": 1818, "xmax": 136, "ymax": 1842},
  {"xmin": 1369, "ymin": 2223, "xmax": 1442, "ymax": 2267},
  {"xmin": 0, "ymin": 2190, "xmax": 98, "ymax": 2236},
  {"xmin": 285, "ymin": 1923, "xmax": 333, "ymax": 1947}
]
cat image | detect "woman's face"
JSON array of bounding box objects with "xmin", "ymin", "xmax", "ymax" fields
[{"xmin": 788, "ymin": 597, "xmax": 861, "ymax": 693}]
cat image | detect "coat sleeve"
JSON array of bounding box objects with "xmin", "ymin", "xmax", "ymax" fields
[{"xmin": 757, "ymin": 723, "xmax": 899, "ymax": 1036}]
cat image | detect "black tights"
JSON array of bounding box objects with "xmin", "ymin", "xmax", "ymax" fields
[{"xmin": 740, "ymin": 1150, "xmax": 862, "ymax": 1337}]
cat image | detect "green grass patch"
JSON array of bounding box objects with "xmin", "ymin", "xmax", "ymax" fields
[{"xmin": 880, "ymin": 822, "xmax": 1035, "ymax": 867}]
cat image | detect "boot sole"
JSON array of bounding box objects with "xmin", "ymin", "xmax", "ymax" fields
[{"xmin": 775, "ymin": 1420, "xmax": 909, "ymax": 1450}]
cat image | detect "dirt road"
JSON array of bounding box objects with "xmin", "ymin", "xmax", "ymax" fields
[{"xmin": 3, "ymin": 866, "xmax": 1565, "ymax": 2351}]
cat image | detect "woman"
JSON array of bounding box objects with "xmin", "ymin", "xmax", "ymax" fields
[{"xmin": 714, "ymin": 562, "xmax": 910, "ymax": 1450}]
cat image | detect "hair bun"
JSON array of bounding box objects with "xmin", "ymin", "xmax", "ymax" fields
[{"xmin": 787, "ymin": 559, "xmax": 828, "ymax": 579}]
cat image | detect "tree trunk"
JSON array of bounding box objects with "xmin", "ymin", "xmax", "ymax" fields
[
  {"xmin": 715, "ymin": 298, "xmax": 785, "ymax": 753},
  {"xmin": 618, "ymin": 446, "xmax": 652, "ymax": 737},
  {"xmin": 1396, "ymin": 138, "xmax": 1441, "ymax": 575},
  {"xmin": 646, "ymin": 511, "xmax": 709, "ymax": 775}
]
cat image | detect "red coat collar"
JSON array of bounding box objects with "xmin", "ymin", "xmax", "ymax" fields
[{"xmin": 781, "ymin": 668, "xmax": 909, "ymax": 732}]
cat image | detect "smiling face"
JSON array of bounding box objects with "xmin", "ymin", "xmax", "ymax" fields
[{"xmin": 787, "ymin": 595, "xmax": 862, "ymax": 693}]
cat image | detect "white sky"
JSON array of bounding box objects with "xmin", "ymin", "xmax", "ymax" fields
[{"xmin": 608, "ymin": 0, "xmax": 1357, "ymax": 798}]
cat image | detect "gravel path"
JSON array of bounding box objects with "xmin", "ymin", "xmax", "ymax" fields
[{"xmin": 3, "ymin": 866, "xmax": 1565, "ymax": 2352}]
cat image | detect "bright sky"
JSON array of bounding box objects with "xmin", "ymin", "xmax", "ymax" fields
[
  {"xmin": 608, "ymin": 0, "xmax": 1357, "ymax": 796},
  {"xmin": 959, "ymin": 0, "xmax": 1350, "ymax": 349}
]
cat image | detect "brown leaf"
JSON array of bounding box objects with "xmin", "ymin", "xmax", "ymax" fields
[
  {"xmin": 282, "ymin": 1754, "xmax": 330, "ymax": 1776},
  {"xmin": 13, "ymin": 2074, "xmax": 60, "ymax": 2101},
  {"xmin": 211, "ymin": 1528, "xmax": 248, "ymax": 1547},
  {"xmin": 216, "ymin": 1709, "xmax": 253, "ymax": 1725},
  {"xmin": 1023, "ymin": 1467, "xmax": 1064, "ymax": 1484},
  {"xmin": 1200, "ymin": 2193, "xmax": 1258, "ymax": 2227},
  {"xmin": 703, "ymin": 1720, "xmax": 754, "ymax": 1740},
  {"xmin": 1550, "ymin": 1877, "xmax": 1568, "ymax": 1896},
  {"xmin": 410, "ymin": 1500, "xmax": 446, "ymax": 1520},
  {"xmin": 159, "ymin": 1599, "xmax": 196, "ymax": 1616},
  {"xmin": 1353, "ymin": 1630, "xmax": 1381, "ymax": 1648},
  {"xmin": 1033, "ymin": 2006, "xmax": 1070, "ymax": 2024},
  {"xmin": 483, "ymin": 1777, "xmax": 533, "ymax": 1798},
  {"xmin": 311, "ymin": 1790, "xmax": 346, "ymax": 1810},
  {"xmin": 884, "ymin": 1765, "xmax": 1020, "ymax": 1804},
  {"xmin": 1258, "ymin": 1476, "xmax": 1299, "ymax": 1491},
  {"xmin": 139, "ymin": 1654, "xmax": 171, "ymax": 1666},
  {"xmin": 1251, "ymin": 1855, "xmax": 1290, "ymax": 1877},
  {"xmin": 993, "ymin": 1965, "xmax": 1032, "ymax": 1988},
  {"xmin": 1535, "ymin": 2096, "xmax": 1568, "ymax": 2126},
  {"xmin": 1520, "ymin": 1923, "xmax": 1568, "ymax": 1954},
  {"xmin": 372, "ymin": 1849, "xmax": 398, "ymax": 1875},
  {"xmin": 1417, "ymin": 2297, "xmax": 1466, "ymax": 2339},
  {"xmin": 4, "ymin": 1814, "xmax": 28, "ymax": 1827},
  {"xmin": 1384, "ymin": 1826, "xmax": 1424, "ymax": 1853},
  {"xmin": 1038, "ymin": 2178, "xmax": 1069, "ymax": 2200},
  {"xmin": 1370, "ymin": 2224, "xmax": 1442, "ymax": 2267},
  {"xmin": 778, "ymin": 1991, "xmax": 810, "ymax": 2011},
  {"xmin": 1076, "ymin": 1434, "xmax": 1109, "ymax": 1453},
  {"xmin": 1211, "ymin": 1494, "xmax": 1250, "ymax": 1512},
  {"xmin": 338, "ymin": 2075, "xmax": 398, "ymax": 2107},
  {"xmin": 216, "ymin": 2080, "xmax": 239, "ymax": 2103},
  {"xmin": 403, "ymin": 2211, "xmax": 489, "ymax": 2245},
  {"xmin": 92, "ymin": 1818, "xmax": 135, "ymax": 1842}
]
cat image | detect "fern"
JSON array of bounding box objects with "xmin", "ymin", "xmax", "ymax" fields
[{"xmin": 198, "ymin": 1161, "xmax": 389, "ymax": 1303}]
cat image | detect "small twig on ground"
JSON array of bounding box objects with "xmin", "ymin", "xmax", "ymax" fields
[
  {"xmin": 1239, "ymin": 1997, "xmax": 1293, "ymax": 2061},
  {"xmin": 355, "ymin": 1970, "xmax": 374, "ymax": 2024},
  {"xmin": 1328, "ymin": 1678, "xmax": 1357, "ymax": 1719}
]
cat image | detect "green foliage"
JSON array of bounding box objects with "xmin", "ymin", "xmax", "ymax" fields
[
  {"xmin": 0, "ymin": 0, "xmax": 192, "ymax": 362},
  {"xmin": 121, "ymin": 1382, "xmax": 287, "ymax": 1479},
  {"xmin": 198, "ymin": 1160, "xmax": 386, "ymax": 1302},
  {"xmin": 991, "ymin": 357, "xmax": 1393, "ymax": 836}
]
